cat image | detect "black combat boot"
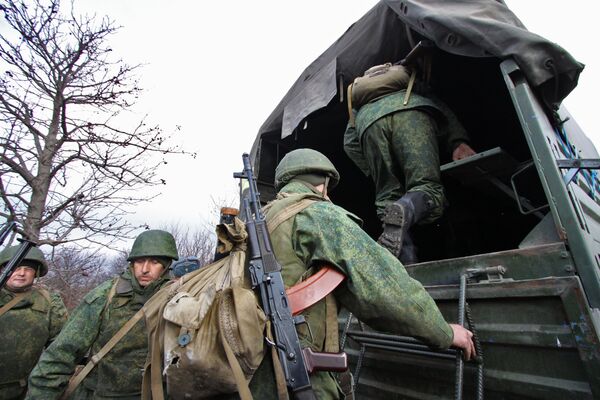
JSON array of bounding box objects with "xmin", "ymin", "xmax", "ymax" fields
[{"xmin": 377, "ymin": 191, "xmax": 434, "ymax": 264}]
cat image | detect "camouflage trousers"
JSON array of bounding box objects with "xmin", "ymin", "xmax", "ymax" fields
[{"xmin": 360, "ymin": 109, "xmax": 444, "ymax": 222}]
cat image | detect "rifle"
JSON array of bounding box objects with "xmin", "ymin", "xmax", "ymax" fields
[
  {"xmin": 0, "ymin": 222, "xmax": 36, "ymax": 289},
  {"xmin": 394, "ymin": 39, "xmax": 436, "ymax": 105},
  {"xmin": 234, "ymin": 153, "xmax": 347, "ymax": 400},
  {"xmin": 0, "ymin": 221, "xmax": 16, "ymax": 247},
  {"xmin": 396, "ymin": 39, "xmax": 435, "ymax": 67}
]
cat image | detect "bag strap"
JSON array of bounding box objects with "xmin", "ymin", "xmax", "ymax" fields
[
  {"xmin": 103, "ymin": 277, "xmax": 119, "ymax": 314},
  {"xmin": 0, "ymin": 293, "xmax": 24, "ymax": 317},
  {"xmin": 36, "ymin": 287, "xmax": 52, "ymax": 303},
  {"xmin": 141, "ymin": 297, "xmax": 169, "ymax": 400},
  {"xmin": 60, "ymin": 279, "xmax": 138, "ymax": 399},
  {"xmin": 347, "ymin": 83, "xmax": 355, "ymax": 127},
  {"xmin": 325, "ymin": 294, "xmax": 339, "ymax": 353},
  {"xmin": 266, "ymin": 197, "xmax": 318, "ymax": 233},
  {"xmin": 61, "ymin": 308, "xmax": 144, "ymax": 399},
  {"xmin": 402, "ymin": 68, "xmax": 417, "ymax": 106},
  {"xmin": 266, "ymin": 320, "xmax": 290, "ymax": 400},
  {"xmin": 220, "ymin": 320, "xmax": 255, "ymax": 400}
]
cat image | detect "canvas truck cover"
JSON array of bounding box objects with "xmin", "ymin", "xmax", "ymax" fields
[{"xmin": 252, "ymin": 0, "xmax": 584, "ymax": 163}]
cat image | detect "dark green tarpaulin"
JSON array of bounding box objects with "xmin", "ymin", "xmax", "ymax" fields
[{"xmin": 254, "ymin": 0, "xmax": 583, "ymax": 148}]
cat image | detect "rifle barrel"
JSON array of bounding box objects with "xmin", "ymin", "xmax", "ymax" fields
[{"xmin": 0, "ymin": 221, "xmax": 16, "ymax": 247}]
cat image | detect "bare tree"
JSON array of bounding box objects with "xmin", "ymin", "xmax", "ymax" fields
[
  {"xmin": 0, "ymin": 0, "xmax": 191, "ymax": 247},
  {"xmin": 39, "ymin": 246, "xmax": 124, "ymax": 309},
  {"xmin": 158, "ymin": 222, "xmax": 216, "ymax": 267}
]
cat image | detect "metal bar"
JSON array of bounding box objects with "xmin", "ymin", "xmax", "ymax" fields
[
  {"xmin": 455, "ymin": 274, "xmax": 467, "ymax": 400},
  {"xmin": 556, "ymin": 159, "xmax": 600, "ymax": 169},
  {"xmin": 466, "ymin": 303, "xmax": 484, "ymax": 400},
  {"xmin": 563, "ymin": 168, "xmax": 580, "ymax": 185},
  {"xmin": 556, "ymin": 159, "xmax": 600, "ymax": 185},
  {"xmin": 340, "ymin": 313, "xmax": 354, "ymax": 351},
  {"xmin": 355, "ymin": 343, "xmax": 456, "ymax": 361},
  {"xmin": 346, "ymin": 334, "xmax": 457, "ymax": 357},
  {"xmin": 346, "ymin": 330, "xmax": 436, "ymax": 345}
]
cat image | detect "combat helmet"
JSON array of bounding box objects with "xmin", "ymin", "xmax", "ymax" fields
[
  {"xmin": 274, "ymin": 148, "xmax": 340, "ymax": 190},
  {"xmin": 0, "ymin": 245, "xmax": 48, "ymax": 277},
  {"xmin": 127, "ymin": 229, "xmax": 179, "ymax": 261}
]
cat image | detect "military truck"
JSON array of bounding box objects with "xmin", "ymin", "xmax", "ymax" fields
[{"xmin": 249, "ymin": 1, "xmax": 600, "ymax": 398}]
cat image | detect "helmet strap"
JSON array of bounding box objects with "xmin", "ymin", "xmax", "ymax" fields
[{"xmin": 322, "ymin": 176, "xmax": 330, "ymax": 197}]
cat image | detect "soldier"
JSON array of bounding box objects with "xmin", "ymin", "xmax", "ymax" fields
[
  {"xmin": 344, "ymin": 64, "xmax": 476, "ymax": 264},
  {"xmin": 26, "ymin": 230, "xmax": 178, "ymax": 400},
  {"xmin": 247, "ymin": 149, "xmax": 475, "ymax": 399},
  {"xmin": 0, "ymin": 246, "xmax": 68, "ymax": 400}
]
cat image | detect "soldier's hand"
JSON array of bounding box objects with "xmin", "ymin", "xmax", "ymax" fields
[
  {"xmin": 452, "ymin": 143, "xmax": 476, "ymax": 161},
  {"xmin": 449, "ymin": 324, "xmax": 476, "ymax": 361}
]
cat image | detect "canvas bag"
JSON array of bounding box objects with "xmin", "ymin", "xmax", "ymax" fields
[
  {"xmin": 349, "ymin": 62, "xmax": 411, "ymax": 111},
  {"xmin": 141, "ymin": 217, "xmax": 262, "ymax": 400},
  {"xmin": 142, "ymin": 198, "xmax": 320, "ymax": 400}
]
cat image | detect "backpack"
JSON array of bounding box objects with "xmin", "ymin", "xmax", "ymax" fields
[
  {"xmin": 141, "ymin": 198, "xmax": 323, "ymax": 400},
  {"xmin": 349, "ymin": 62, "xmax": 411, "ymax": 111}
]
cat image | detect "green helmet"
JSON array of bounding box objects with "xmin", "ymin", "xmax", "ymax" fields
[
  {"xmin": 274, "ymin": 149, "xmax": 340, "ymax": 190},
  {"xmin": 0, "ymin": 245, "xmax": 48, "ymax": 277},
  {"xmin": 127, "ymin": 229, "xmax": 178, "ymax": 261}
]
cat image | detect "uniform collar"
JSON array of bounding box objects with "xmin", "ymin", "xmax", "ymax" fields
[
  {"xmin": 280, "ymin": 181, "xmax": 326, "ymax": 197},
  {"xmin": 123, "ymin": 265, "xmax": 170, "ymax": 296}
]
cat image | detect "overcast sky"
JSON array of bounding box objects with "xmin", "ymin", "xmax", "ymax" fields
[{"xmin": 71, "ymin": 0, "xmax": 598, "ymax": 238}]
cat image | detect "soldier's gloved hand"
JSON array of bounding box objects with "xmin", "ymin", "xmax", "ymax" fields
[
  {"xmin": 452, "ymin": 143, "xmax": 476, "ymax": 161},
  {"xmin": 449, "ymin": 323, "xmax": 476, "ymax": 361}
]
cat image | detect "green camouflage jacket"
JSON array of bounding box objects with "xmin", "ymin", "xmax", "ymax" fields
[
  {"xmin": 26, "ymin": 268, "xmax": 170, "ymax": 400},
  {"xmin": 344, "ymin": 90, "xmax": 471, "ymax": 176},
  {"xmin": 245, "ymin": 181, "xmax": 453, "ymax": 399},
  {"xmin": 0, "ymin": 287, "xmax": 67, "ymax": 400}
]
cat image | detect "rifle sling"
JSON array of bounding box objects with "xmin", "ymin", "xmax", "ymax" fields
[{"xmin": 0, "ymin": 293, "xmax": 24, "ymax": 317}]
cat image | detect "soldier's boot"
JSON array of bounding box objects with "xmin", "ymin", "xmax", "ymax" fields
[{"xmin": 377, "ymin": 191, "xmax": 434, "ymax": 264}]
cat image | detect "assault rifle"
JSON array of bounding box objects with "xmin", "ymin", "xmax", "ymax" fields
[
  {"xmin": 0, "ymin": 222, "xmax": 36, "ymax": 289},
  {"xmin": 0, "ymin": 221, "xmax": 16, "ymax": 246},
  {"xmin": 234, "ymin": 153, "xmax": 346, "ymax": 400}
]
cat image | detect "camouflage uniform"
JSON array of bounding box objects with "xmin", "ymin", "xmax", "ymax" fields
[
  {"xmin": 245, "ymin": 181, "xmax": 453, "ymax": 400},
  {"xmin": 344, "ymin": 89, "xmax": 471, "ymax": 220},
  {"xmin": 0, "ymin": 287, "xmax": 67, "ymax": 400},
  {"xmin": 26, "ymin": 267, "xmax": 170, "ymax": 400}
]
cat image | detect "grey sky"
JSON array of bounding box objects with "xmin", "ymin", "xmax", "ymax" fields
[{"xmin": 72, "ymin": 0, "xmax": 598, "ymax": 235}]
